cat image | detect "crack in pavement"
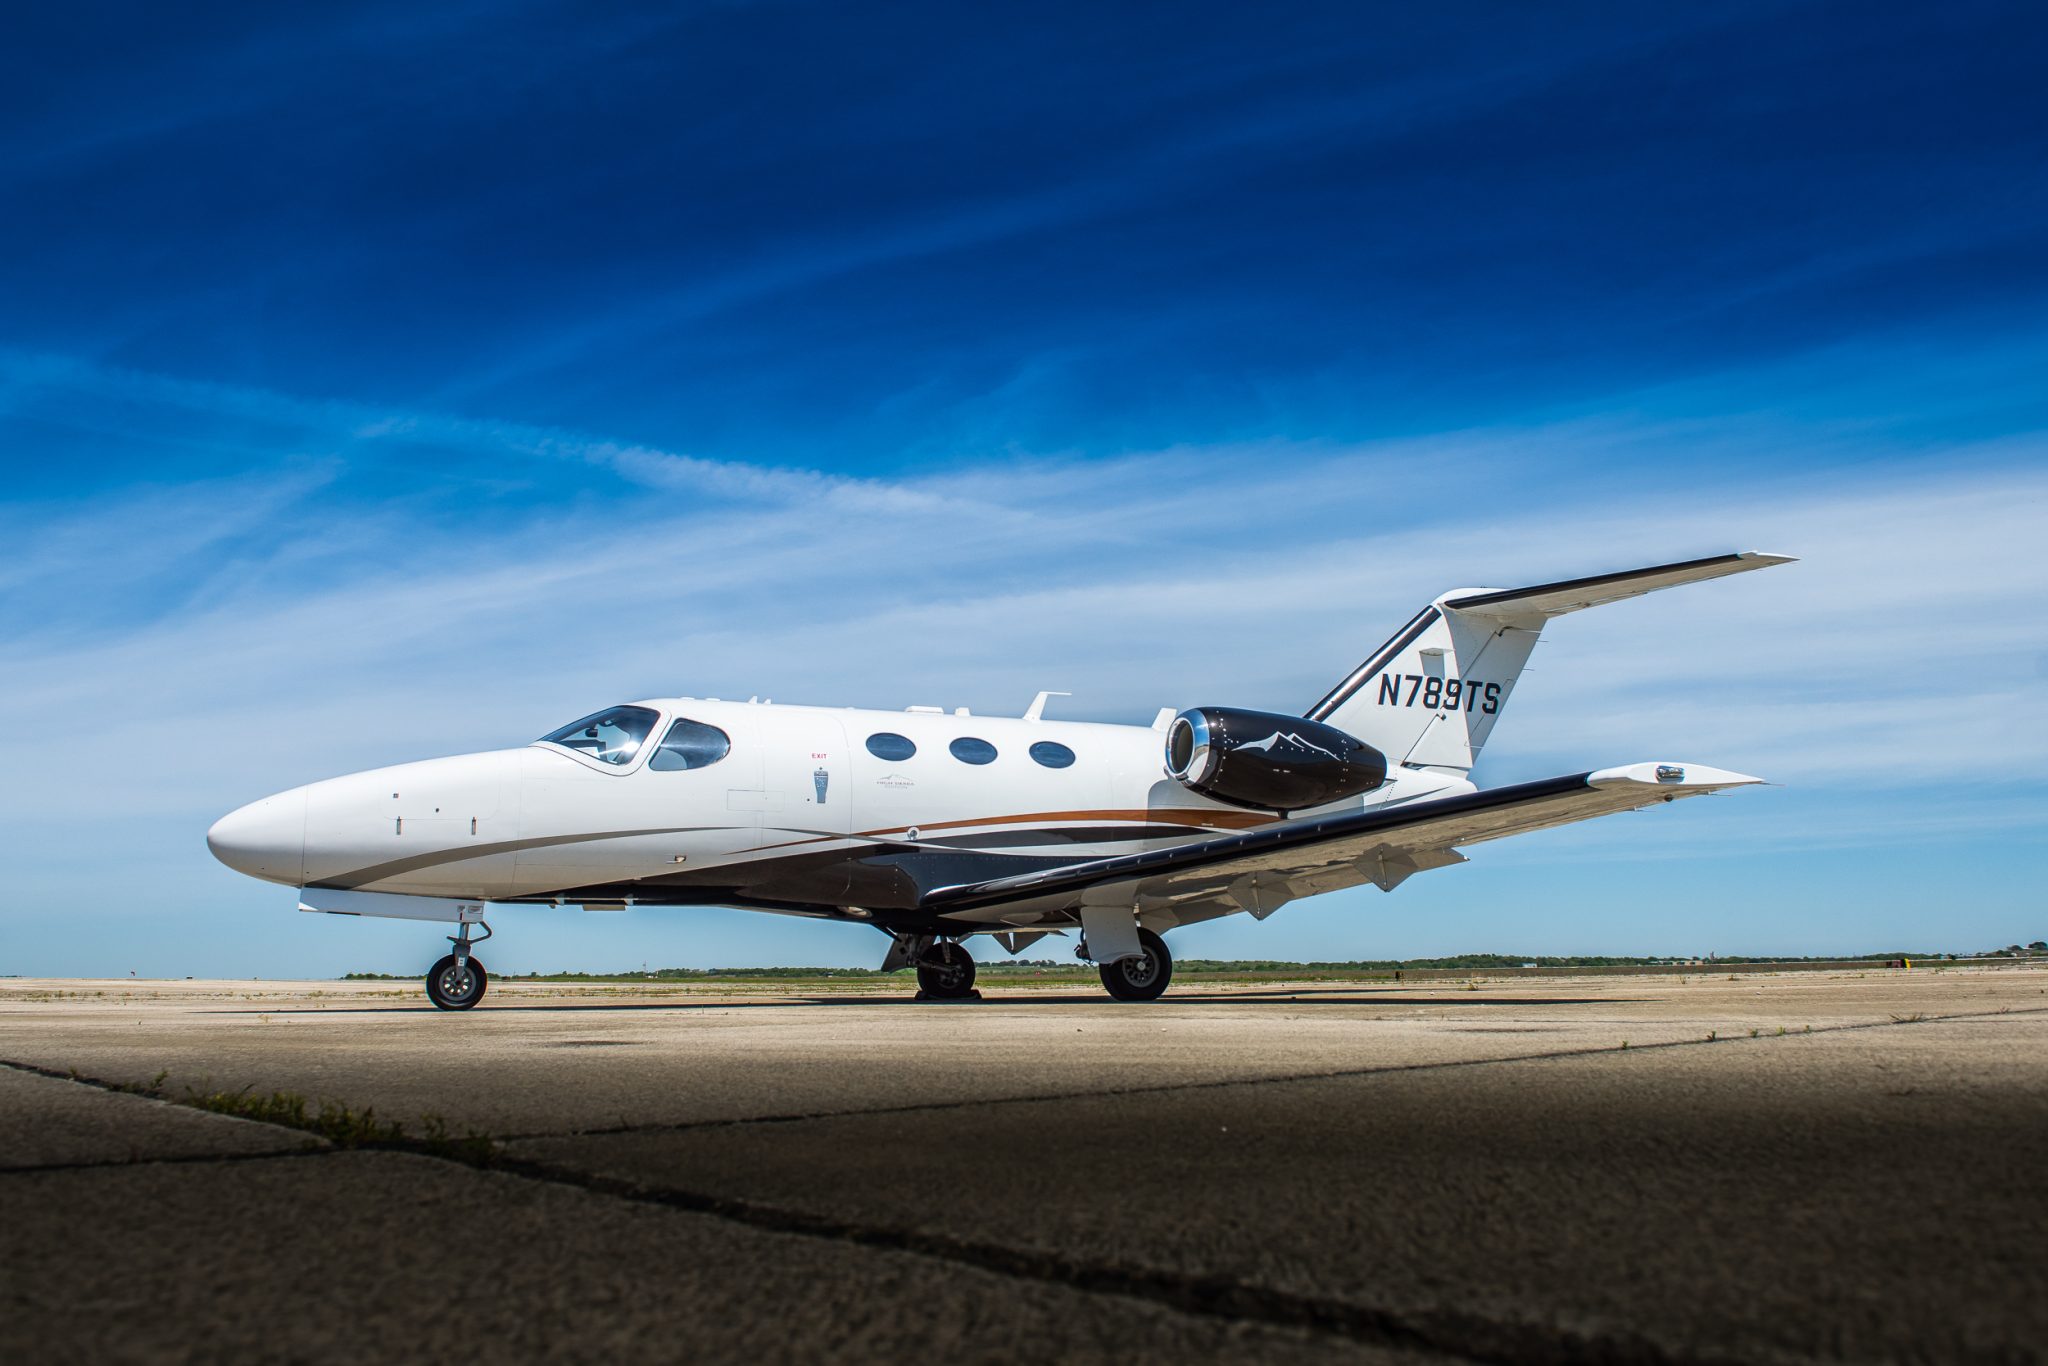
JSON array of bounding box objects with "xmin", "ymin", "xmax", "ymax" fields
[{"xmin": 483, "ymin": 1145, "xmax": 1766, "ymax": 1366}]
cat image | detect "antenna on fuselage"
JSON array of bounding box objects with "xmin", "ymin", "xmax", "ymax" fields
[{"xmin": 1023, "ymin": 690, "xmax": 1071, "ymax": 722}]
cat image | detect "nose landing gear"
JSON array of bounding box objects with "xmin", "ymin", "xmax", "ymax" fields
[{"xmin": 426, "ymin": 920, "xmax": 491, "ymax": 1010}]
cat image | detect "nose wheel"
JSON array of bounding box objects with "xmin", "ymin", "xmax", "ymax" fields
[
  {"xmin": 426, "ymin": 954, "xmax": 488, "ymax": 1009},
  {"xmin": 426, "ymin": 920, "xmax": 491, "ymax": 1010}
]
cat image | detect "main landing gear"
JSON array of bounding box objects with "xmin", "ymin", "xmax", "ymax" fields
[
  {"xmin": 880, "ymin": 926, "xmax": 1173, "ymax": 1002},
  {"xmin": 426, "ymin": 920, "xmax": 491, "ymax": 1011},
  {"xmin": 880, "ymin": 932, "xmax": 981, "ymax": 1000},
  {"xmin": 1097, "ymin": 927, "xmax": 1173, "ymax": 1002},
  {"xmin": 915, "ymin": 939, "xmax": 979, "ymax": 1000}
]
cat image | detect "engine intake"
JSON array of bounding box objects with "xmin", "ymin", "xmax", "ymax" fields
[{"xmin": 1165, "ymin": 707, "xmax": 1388, "ymax": 813}]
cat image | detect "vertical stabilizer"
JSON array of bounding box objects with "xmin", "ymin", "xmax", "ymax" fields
[{"xmin": 1306, "ymin": 552, "xmax": 1793, "ymax": 773}]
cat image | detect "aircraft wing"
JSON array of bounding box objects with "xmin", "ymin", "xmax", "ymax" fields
[{"xmin": 921, "ymin": 763, "xmax": 1761, "ymax": 930}]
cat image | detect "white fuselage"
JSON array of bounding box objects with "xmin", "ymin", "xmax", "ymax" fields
[
  {"xmin": 207, "ymin": 697, "xmax": 1467, "ymax": 921},
  {"xmin": 202, "ymin": 550, "xmax": 1787, "ymax": 1008}
]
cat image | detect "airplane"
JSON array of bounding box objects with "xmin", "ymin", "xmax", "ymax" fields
[{"xmin": 207, "ymin": 551, "xmax": 1792, "ymax": 1009}]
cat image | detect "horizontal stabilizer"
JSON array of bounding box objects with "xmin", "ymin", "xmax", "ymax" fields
[
  {"xmin": 1307, "ymin": 550, "xmax": 1793, "ymax": 772},
  {"xmin": 1444, "ymin": 551, "xmax": 1795, "ymax": 621}
]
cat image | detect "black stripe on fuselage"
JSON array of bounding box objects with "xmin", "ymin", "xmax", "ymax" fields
[
  {"xmin": 902, "ymin": 824, "xmax": 1226, "ymax": 850},
  {"xmin": 315, "ymin": 821, "xmax": 1225, "ymax": 900},
  {"xmin": 308, "ymin": 827, "xmax": 712, "ymax": 891}
]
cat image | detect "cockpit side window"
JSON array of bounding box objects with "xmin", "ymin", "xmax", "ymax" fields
[
  {"xmin": 649, "ymin": 717, "xmax": 731, "ymax": 771},
  {"xmin": 538, "ymin": 706, "xmax": 660, "ymax": 766}
]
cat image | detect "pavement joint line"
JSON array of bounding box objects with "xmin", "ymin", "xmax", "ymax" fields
[
  {"xmin": 1, "ymin": 1056, "xmax": 176, "ymax": 1091},
  {"xmin": 0, "ymin": 1057, "xmax": 491, "ymax": 1162},
  {"xmin": 488, "ymin": 1003, "xmax": 2048, "ymax": 1144},
  {"xmin": 0, "ymin": 1147, "xmax": 335, "ymax": 1177}
]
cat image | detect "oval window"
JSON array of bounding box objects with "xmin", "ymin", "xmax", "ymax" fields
[
  {"xmin": 949, "ymin": 736, "xmax": 997, "ymax": 765},
  {"xmin": 866, "ymin": 732, "xmax": 917, "ymax": 761},
  {"xmin": 1028, "ymin": 740, "xmax": 1076, "ymax": 769},
  {"xmin": 649, "ymin": 718, "xmax": 731, "ymax": 771}
]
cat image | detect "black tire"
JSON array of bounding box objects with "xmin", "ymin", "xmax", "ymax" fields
[
  {"xmin": 1099, "ymin": 928, "xmax": 1172, "ymax": 1002},
  {"xmin": 426, "ymin": 954, "xmax": 488, "ymax": 1010},
  {"xmin": 915, "ymin": 942, "xmax": 977, "ymax": 999}
]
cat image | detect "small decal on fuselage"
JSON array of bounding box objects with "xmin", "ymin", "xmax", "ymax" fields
[{"xmin": 1376, "ymin": 674, "xmax": 1503, "ymax": 714}]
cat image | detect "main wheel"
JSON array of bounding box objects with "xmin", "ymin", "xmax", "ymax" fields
[
  {"xmin": 915, "ymin": 942, "xmax": 977, "ymax": 999},
  {"xmin": 426, "ymin": 954, "xmax": 488, "ymax": 1010},
  {"xmin": 1099, "ymin": 928, "xmax": 1172, "ymax": 1002}
]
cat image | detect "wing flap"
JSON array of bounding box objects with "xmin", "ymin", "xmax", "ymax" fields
[{"xmin": 923, "ymin": 763, "xmax": 1760, "ymax": 924}]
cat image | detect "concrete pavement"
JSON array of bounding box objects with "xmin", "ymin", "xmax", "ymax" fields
[{"xmin": 2, "ymin": 967, "xmax": 2043, "ymax": 1363}]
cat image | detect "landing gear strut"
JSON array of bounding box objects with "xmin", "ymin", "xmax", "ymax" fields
[
  {"xmin": 915, "ymin": 939, "xmax": 979, "ymax": 1000},
  {"xmin": 426, "ymin": 920, "xmax": 491, "ymax": 1011},
  {"xmin": 1098, "ymin": 927, "xmax": 1173, "ymax": 1002}
]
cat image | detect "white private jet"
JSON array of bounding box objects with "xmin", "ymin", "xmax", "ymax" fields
[{"xmin": 208, "ymin": 552, "xmax": 1791, "ymax": 1009}]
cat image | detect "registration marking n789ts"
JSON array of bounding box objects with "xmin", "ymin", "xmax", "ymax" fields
[{"xmin": 1377, "ymin": 674, "xmax": 1502, "ymax": 714}]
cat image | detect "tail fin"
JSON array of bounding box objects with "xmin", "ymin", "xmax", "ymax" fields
[{"xmin": 1307, "ymin": 552, "xmax": 1794, "ymax": 774}]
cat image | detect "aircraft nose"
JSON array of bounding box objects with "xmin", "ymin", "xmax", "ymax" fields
[{"xmin": 206, "ymin": 789, "xmax": 308, "ymax": 885}]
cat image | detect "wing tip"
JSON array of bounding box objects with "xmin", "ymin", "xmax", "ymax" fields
[{"xmin": 1588, "ymin": 762, "xmax": 1764, "ymax": 790}]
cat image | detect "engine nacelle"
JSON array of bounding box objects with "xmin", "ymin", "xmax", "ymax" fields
[{"xmin": 1164, "ymin": 707, "xmax": 1388, "ymax": 813}]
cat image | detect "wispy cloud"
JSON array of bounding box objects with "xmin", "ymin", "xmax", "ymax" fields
[
  {"xmin": 3, "ymin": 346, "xmax": 2043, "ymax": 971},
  {"xmin": 0, "ymin": 348, "xmax": 941, "ymax": 509}
]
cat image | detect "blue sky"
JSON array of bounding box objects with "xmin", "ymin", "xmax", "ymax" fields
[{"xmin": 2, "ymin": 1, "xmax": 2045, "ymax": 976}]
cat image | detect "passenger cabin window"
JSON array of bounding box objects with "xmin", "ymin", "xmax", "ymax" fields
[
  {"xmin": 649, "ymin": 717, "xmax": 731, "ymax": 771},
  {"xmin": 949, "ymin": 737, "xmax": 997, "ymax": 765},
  {"xmin": 1029, "ymin": 740, "xmax": 1076, "ymax": 769},
  {"xmin": 866, "ymin": 732, "xmax": 917, "ymax": 761},
  {"xmin": 539, "ymin": 706, "xmax": 659, "ymax": 766}
]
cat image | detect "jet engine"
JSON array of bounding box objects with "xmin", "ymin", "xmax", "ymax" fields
[{"xmin": 1164, "ymin": 707, "xmax": 1388, "ymax": 813}]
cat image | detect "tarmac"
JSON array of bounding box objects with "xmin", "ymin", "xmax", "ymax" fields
[{"xmin": 2, "ymin": 966, "xmax": 2044, "ymax": 1364}]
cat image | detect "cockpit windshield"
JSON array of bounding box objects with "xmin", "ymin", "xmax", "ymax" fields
[{"xmin": 537, "ymin": 705, "xmax": 660, "ymax": 766}]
